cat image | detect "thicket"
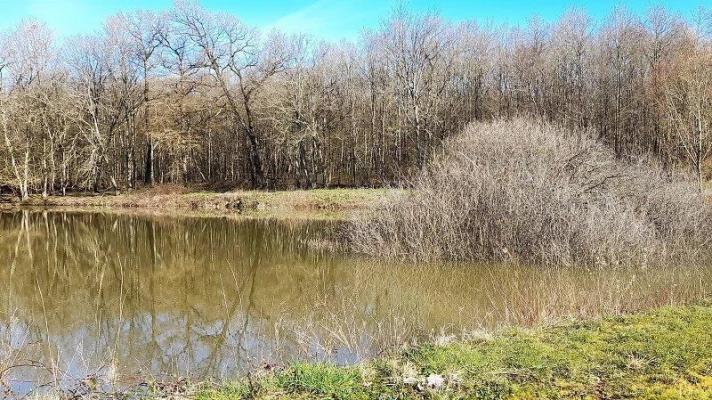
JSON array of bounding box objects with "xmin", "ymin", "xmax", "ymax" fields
[{"xmin": 347, "ymin": 119, "xmax": 712, "ymax": 266}]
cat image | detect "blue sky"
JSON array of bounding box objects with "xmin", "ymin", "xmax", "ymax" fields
[{"xmin": 0, "ymin": 0, "xmax": 707, "ymax": 40}]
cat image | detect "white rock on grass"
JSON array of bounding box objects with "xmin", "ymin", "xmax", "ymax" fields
[{"xmin": 426, "ymin": 374, "xmax": 445, "ymax": 390}]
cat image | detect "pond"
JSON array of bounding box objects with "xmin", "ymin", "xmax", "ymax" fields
[{"xmin": 1, "ymin": 210, "xmax": 710, "ymax": 396}]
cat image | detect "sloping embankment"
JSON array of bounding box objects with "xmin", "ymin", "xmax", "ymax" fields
[{"xmin": 199, "ymin": 304, "xmax": 712, "ymax": 400}]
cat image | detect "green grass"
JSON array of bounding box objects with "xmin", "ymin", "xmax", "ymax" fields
[
  {"xmin": 196, "ymin": 304, "xmax": 712, "ymax": 399},
  {"xmin": 224, "ymin": 188, "xmax": 399, "ymax": 209}
]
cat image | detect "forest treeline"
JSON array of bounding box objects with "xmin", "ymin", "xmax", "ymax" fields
[{"xmin": 0, "ymin": 1, "xmax": 710, "ymax": 198}]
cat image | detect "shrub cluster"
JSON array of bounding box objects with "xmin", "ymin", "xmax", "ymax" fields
[{"xmin": 347, "ymin": 119, "xmax": 712, "ymax": 266}]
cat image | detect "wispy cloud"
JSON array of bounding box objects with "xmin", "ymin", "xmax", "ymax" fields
[{"xmin": 269, "ymin": 0, "xmax": 394, "ymax": 40}]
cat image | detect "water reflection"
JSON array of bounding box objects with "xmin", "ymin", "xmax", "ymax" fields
[{"xmin": 0, "ymin": 210, "xmax": 710, "ymax": 395}]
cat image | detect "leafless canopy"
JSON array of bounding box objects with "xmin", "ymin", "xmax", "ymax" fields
[{"xmin": 0, "ymin": 3, "xmax": 710, "ymax": 197}]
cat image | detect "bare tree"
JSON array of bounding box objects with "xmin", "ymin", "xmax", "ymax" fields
[
  {"xmin": 173, "ymin": 1, "xmax": 290, "ymax": 188},
  {"xmin": 0, "ymin": 20, "xmax": 55, "ymax": 200},
  {"xmin": 662, "ymin": 23, "xmax": 712, "ymax": 189},
  {"xmin": 121, "ymin": 10, "xmax": 166, "ymax": 186}
]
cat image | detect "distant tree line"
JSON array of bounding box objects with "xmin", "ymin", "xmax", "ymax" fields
[{"xmin": 0, "ymin": 1, "xmax": 710, "ymax": 198}]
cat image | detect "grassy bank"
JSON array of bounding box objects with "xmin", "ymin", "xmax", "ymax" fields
[
  {"xmin": 197, "ymin": 304, "xmax": 712, "ymax": 400},
  {"xmin": 3, "ymin": 187, "xmax": 396, "ymax": 219}
]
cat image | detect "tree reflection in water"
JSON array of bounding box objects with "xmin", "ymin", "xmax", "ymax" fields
[{"xmin": 1, "ymin": 210, "xmax": 710, "ymax": 395}]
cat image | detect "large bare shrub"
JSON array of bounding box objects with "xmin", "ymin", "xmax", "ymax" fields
[{"xmin": 347, "ymin": 119, "xmax": 712, "ymax": 266}]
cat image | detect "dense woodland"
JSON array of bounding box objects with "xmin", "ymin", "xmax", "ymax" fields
[{"xmin": 0, "ymin": 1, "xmax": 710, "ymax": 198}]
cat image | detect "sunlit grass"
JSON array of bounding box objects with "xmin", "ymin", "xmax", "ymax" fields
[
  {"xmin": 198, "ymin": 304, "xmax": 712, "ymax": 400},
  {"xmin": 16, "ymin": 187, "xmax": 400, "ymax": 220}
]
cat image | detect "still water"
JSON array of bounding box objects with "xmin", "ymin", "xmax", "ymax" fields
[{"xmin": 0, "ymin": 210, "xmax": 710, "ymax": 395}]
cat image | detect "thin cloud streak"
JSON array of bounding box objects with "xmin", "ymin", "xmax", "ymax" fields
[{"xmin": 268, "ymin": 0, "xmax": 394, "ymax": 40}]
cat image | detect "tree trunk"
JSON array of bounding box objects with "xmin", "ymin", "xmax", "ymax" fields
[
  {"xmin": 244, "ymin": 127, "xmax": 264, "ymax": 189},
  {"xmin": 143, "ymin": 61, "xmax": 154, "ymax": 186}
]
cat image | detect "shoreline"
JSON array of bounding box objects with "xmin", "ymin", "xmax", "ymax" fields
[
  {"xmin": 32, "ymin": 304, "xmax": 712, "ymax": 399},
  {"xmin": 197, "ymin": 303, "xmax": 712, "ymax": 400},
  {"xmin": 0, "ymin": 188, "xmax": 399, "ymax": 220}
]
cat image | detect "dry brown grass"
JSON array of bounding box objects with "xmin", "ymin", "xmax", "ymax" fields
[
  {"xmin": 10, "ymin": 188, "xmax": 390, "ymax": 220},
  {"xmin": 347, "ymin": 119, "xmax": 712, "ymax": 266}
]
